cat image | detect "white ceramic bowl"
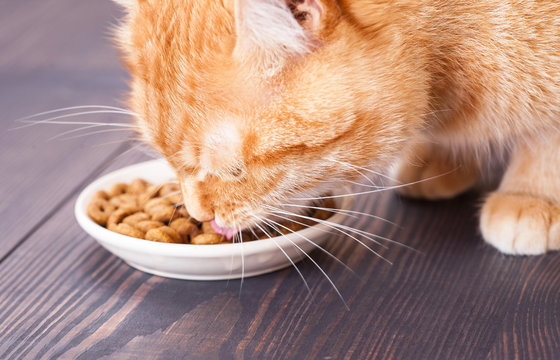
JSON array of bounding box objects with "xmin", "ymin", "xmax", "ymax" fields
[{"xmin": 75, "ymin": 159, "xmax": 353, "ymax": 280}]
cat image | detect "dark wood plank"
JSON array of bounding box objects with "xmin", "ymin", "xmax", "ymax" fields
[
  {"xmin": 0, "ymin": 0, "xmax": 134, "ymax": 258},
  {"xmin": 487, "ymin": 258, "xmax": 560, "ymax": 359}
]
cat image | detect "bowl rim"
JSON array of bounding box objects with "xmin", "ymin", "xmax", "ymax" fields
[{"xmin": 74, "ymin": 159, "xmax": 354, "ymax": 258}]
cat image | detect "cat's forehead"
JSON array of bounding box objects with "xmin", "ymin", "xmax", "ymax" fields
[
  {"xmin": 117, "ymin": 0, "xmax": 314, "ymax": 78},
  {"xmin": 117, "ymin": 1, "xmax": 234, "ymax": 77}
]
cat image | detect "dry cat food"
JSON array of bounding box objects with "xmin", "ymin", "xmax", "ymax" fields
[{"xmin": 87, "ymin": 178, "xmax": 337, "ymax": 244}]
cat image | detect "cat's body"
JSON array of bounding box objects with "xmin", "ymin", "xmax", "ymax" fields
[{"xmin": 115, "ymin": 0, "xmax": 560, "ymax": 254}]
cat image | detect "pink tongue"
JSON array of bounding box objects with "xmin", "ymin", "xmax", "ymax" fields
[{"xmin": 210, "ymin": 220, "xmax": 238, "ymax": 240}]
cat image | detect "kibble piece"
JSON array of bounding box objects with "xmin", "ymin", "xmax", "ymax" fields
[
  {"xmin": 137, "ymin": 185, "xmax": 160, "ymax": 205},
  {"xmin": 159, "ymin": 183, "xmax": 180, "ymax": 197},
  {"xmin": 147, "ymin": 204, "xmax": 176, "ymax": 223},
  {"xmin": 144, "ymin": 197, "xmax": 171, "ymax": 211},
  {"xmin": 87, "ymin": 199, "xmax": 116, "ymax": 227},
  {"xmin": 191, "ymin": 233, "xmax": 225, "ymax": 245},
  {"xmin": 128, "ymin": 178, "xmax": 151, "ymax": 194},
  {"xmin": 170, "ymin": 218, "xmax": 200, "ymax": 243},
  {"xmin": 158, "ymin": 226, "xmax": 182, "ymax": 243},
  {"xmin": 91, "ymin": 190, "xmax": 109, "ymax": 202},
  {"xmin": 108, "ymin": 222, "xmax": 145, "ymax": 239},
  {"xmin": 167, "ymin": 193, "xmax": 182, "ymax": 205},
  {"xmin": 145, "ymin": 228, "xmax": 172, "ymax": 243},
  {"xmin": 176, "ymin": 206, "xmax": 190, "ymax": 218},
  {"xmin": 134, "ymin": 220, "xmax": 165, "ymax": 232},
  {"xmin": 145, "ymin": 227, "xmax": 181, "ymax": 243},
  {"xmin": 107, "ymin": 204, "xmax": 140, "ymax": 226},
  {"xmin": 122, "ymin": 212, "xmax": 151, "ymax": 226},
  {"xmin": 201, "ymin": 222, "xmax": 215, "ymax": 234},
  {"xmin": 109, "ymin": 193, "xmax": 138, "ymax": 208},
  {"xmin": 108, "ymin": 183, "xmax": 129, "ymax": 197}
]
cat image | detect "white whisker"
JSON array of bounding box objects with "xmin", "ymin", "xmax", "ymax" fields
[
  {"xmin": 160, "ymin": 190, "xmax": 181, "ymax": 199},
  {"xmin": 46, "ymin": 124, "xmax": 99, "ymax": 141},
  {"xmin": 167, "ymin": 206, "xmax": 178, "ymax": 227},
  {"xmin": 226, "ymin": 231, "xmax": 237, "ymax": 288},
  {"xmin": 12, "ymin": 105, "xmax": 136, "ymax": 123},
  {"xmin": 12, "ymin": 111, "xmax": 139, "ymax": 130},
  {"xmin": 278, "ymin": 203, "xmax": 400, "ymax": 227},
  {"xmin": 293, "ymin": 168, "xmax": 458, "ymax": 201},
  {"xmin": 264, "ymin": 208, "xmax": 392, "ymax": 263},
  {"xmin": 266, "ymin": 206, "xmax": 387, "ymax": 246},
  {"xmin": 256, "ymin": 217, "xmax": 349, "ymax": 310},
  {"xmin": 47, "ymin": 126, "xmax": 137, "ymax": 141},
  {"xmin": 90, "ymin": 138, "xmax": 139, "ymax": 148},
  {"xmin": 327, "ymin": 158, "xmax": 398, "ymax": 183},
  {"xmin": 328, "ymin": 158, "xmax": 380, "ymax": 188},
  {"xmin": 103, "ymin": 142, "xmax": 155, "ymax": 164},
  {"xmin": 131, "ymin": 144, "xmax": 161, "ymax": 159},
  {"xmin": 267, "ymin": 206, "xmax": 419, "ymax": 253},
  {"xmin": 233, "ymin": 215, "xmax": 245, "ymax": 294},
  {"xmin": 333, "ymin": 178, "xmax": 385, "ymax": 189},
  {"xmin": 248, "ymin": 227, "xmax": 261, "ymax": 243},
  {"xmin": 261, "ymin": 215, "xmax": 355, "ymax": 275},
  {"xmin": 251, "ymin": 218, "xmax": 311, "ymax": 293}
]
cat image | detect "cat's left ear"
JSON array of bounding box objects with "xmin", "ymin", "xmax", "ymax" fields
[{"xmin": 234, "ymin": 0, "xmax": 340, "ymax": 72}]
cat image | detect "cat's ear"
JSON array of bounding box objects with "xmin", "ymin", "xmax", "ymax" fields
[
  {"xmin": 286, "ymin": 0, "xmax": 338, "ymax": 35},
  {"xmin": 233, "ymin": 0, "xmax": 339, "ymax": 73}
]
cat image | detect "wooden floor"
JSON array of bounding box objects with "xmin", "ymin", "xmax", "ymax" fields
[{"xmin": 1, "ymin": 1, "xmax": 559, "ymax": 359}]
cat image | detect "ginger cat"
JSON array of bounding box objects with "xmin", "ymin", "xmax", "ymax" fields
[{"xmin": 113, "ymin": 0, "xmax": 560, "ymax": 255}]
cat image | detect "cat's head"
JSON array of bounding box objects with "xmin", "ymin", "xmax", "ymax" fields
[{"xmin": 114, "ymin": 0, "xmax": 427, "ymax": 236}]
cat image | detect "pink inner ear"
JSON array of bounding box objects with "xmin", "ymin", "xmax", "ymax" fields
[
  {"xmin": 288, "ymin": 0, "xmax": 323, "ymax": 31},
  {"xmin": 234, "ymin": 0, "xmax": 312, "ymax": 71}
]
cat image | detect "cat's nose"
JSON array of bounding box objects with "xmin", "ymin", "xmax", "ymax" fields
[
  {"xmin": 180, "ymin": 180, "xmax": 214, "ymax": 222},
  {"xmin": 181, "ymin": 190, "xmax": 214, "ymax": 222},
  {"xmin": 186, "ymin": 202, "xmax": 214, "ymax": 223}
]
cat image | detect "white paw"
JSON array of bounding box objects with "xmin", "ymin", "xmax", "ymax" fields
[{"xmin": 480, "ymin": 192, "xmax": 560, "ymax": 255}]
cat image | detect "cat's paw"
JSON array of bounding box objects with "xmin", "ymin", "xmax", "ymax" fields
[
  {"xmin": 480, "ymin": 192, "xmax": 560, "ymax": 255},
  {"xmin": 394, "ymin": 151, "xmax": 479, "ymax": 200}
]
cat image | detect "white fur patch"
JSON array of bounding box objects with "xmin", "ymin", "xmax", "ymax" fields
[
  {"xmin": 200, "ymin": 121, "xmax": 243, "ymax": 177},
  {"xmin": 234, "ymin": 0, "xmax": 311, "ymax": 74}
]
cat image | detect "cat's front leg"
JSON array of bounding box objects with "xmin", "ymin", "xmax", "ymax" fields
[
  {"xmin": 393, "ymin": 141, "xmax": 480, "ymax": 200},
  {"xmin": 480, "ymin": 135, "xmax": 560, "ymax": 255}
]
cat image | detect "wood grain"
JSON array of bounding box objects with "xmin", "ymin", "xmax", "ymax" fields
[
  {"xmin": 0, "ymin": 0, "xmax": 132, "ymax": 259},
  {"xmin": 1, "ymin": 148, "xmax": 559, "ymax": 359},
  {"xmin": 1, "ymin": 1, "xmax": 559, "ymax": 359}
]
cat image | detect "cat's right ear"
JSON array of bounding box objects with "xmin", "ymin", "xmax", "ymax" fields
[{"xmin": 233, "ymin": 0, "xmax": 340, "ymax": 73}]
